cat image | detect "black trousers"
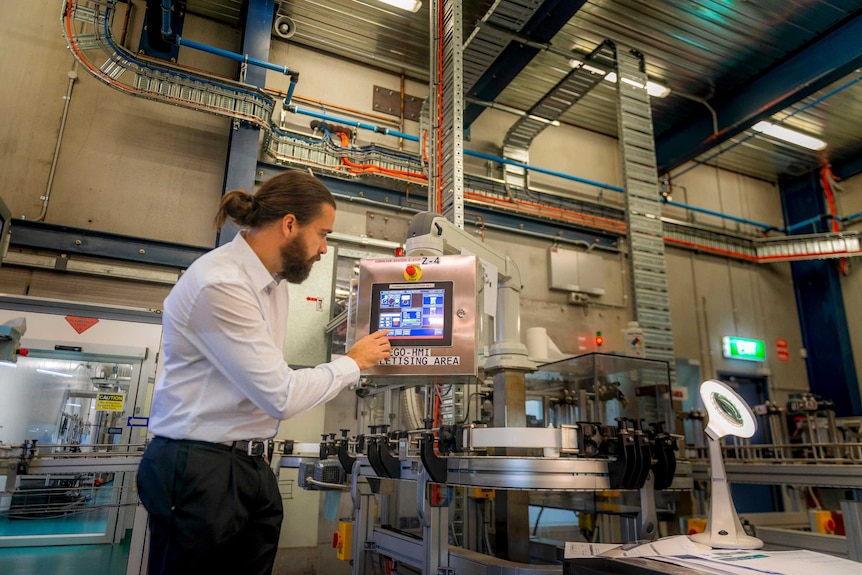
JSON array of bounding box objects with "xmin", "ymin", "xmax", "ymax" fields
[{"xmin": 136, "ymin": 437, "xmax": 283, "ymax": 575}]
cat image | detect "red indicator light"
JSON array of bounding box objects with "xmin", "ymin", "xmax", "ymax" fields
[
  {"xmin": 17, "ymin": 348, "xmax": 29, "ymax": 356},
  {"xmin": 394, "ymin": 247, "xmax": 405, "ymax": 257},
  {"xmin": 595, "ymin": 332, "xmax": 604, "ymax": 347}
]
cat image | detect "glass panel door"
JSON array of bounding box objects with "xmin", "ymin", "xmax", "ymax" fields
[{"xmin": 0, "ymin": 352, "xmax": 144, "ymax": 547}]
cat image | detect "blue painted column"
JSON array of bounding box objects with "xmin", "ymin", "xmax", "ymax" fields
[
  {"xmin": 217, "ymin": 0, "xmax": 275, "ymax": 246},
  {"xmin": 780, "ymin": 172, "xmax": 861, "ymax": 416}
]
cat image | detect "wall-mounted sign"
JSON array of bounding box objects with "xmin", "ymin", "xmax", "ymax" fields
[
  {"xmin": 776, "ymin": 338, "xmax": 790, "ymax": 362},
  {"xmin": 722, "ymin": 336, "xmax": 766, "ymax": 362}
]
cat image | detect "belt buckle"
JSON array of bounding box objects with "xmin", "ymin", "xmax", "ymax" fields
[{"xmin": 247, "ymin": 441, "xmax": 257, "ymax": 456}]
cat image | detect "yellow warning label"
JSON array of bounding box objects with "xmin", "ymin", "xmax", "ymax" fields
[{"xmin": 96, "ymin": 393, "xmax": 125, "ymax": 412}]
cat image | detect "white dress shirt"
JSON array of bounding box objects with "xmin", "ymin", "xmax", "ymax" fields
[{"xmin": 148, "ymin": 232, "xmax": 359, "ymax": 442}]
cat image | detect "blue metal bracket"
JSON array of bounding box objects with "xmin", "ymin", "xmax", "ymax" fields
[
  {"xmin": 140, "ymin": 0, "xmax": 184, "ymax": 62},
  {"xmin": 658, "ymin": 12, "xmax": 862, "ymax": 174},
  {"xmin": 217, "ymin": 0, "xmax": 275, "ymax": 247},
  {"xmin": 780, "ymin": 172, "xmax": 861, "ymax": 416}
]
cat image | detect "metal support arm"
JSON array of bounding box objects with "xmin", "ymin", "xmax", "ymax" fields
[{"xmin": 405, "ymin": 212, "xmax": 533, "ymax": 371}]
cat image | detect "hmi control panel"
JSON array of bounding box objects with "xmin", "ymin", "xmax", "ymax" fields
[{"xmin": 355, "ymin": 255, "xmax": 480, "ymax": 380}]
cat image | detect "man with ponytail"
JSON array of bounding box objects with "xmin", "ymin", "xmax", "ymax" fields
[{"xmin": 137, "ymin": 170, "xmax": 391, "ymax": 574}]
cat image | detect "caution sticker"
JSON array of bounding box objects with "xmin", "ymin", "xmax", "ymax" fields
[{"xmin": 96, "ymin": 392, "xmax": 125, "ymax": 412}]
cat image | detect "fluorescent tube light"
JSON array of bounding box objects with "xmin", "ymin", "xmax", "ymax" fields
[
  {"xmin": 527, "ymin": 114, "xmax": 561, "ymax": 126},
  {"xmin": 752, "ymin": 121, "xmax": 827, "ymax": 151},
  {"xmin": 37, "ymin": 368, "xmax": 74, "ymax": 378},
  {"xmin": 645, "ymin": 81, "xmax": 671, "ymax": 98},
  {"xmin": 569, "ymin": 60, "xmax": 670, "ymax": 98},
  {"xmin": 377, "ymin": 0, "xmax": 422, "ymax": 12}
]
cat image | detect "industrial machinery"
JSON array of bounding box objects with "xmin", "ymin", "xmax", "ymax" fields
[
  {"xmin": 281, "ymin": 211, "xmax": 696, "ymax": 574},
  {"xmin": 283, "ymin": 211, "xmax": 862, "ymax": 574}
]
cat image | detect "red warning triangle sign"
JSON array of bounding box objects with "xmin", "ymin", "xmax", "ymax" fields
[{"xmin": 65, "ymin": 316, "xmax": 99, "ymax": 334}]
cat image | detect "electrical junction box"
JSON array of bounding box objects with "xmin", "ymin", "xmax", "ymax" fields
[{"xmin": 355, "ymin": 255, "xmax": 481, "ymax": 383}]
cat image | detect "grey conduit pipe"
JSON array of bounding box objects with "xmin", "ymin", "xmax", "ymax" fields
[{"xmin": 39, "ymin": 68, "xmax": 77, "ymax": 222}]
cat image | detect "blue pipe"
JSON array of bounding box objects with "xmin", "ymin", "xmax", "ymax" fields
[
  {"xmin": 840, "ymin": 210, "xmax": 862, "ymax": 223},
  {"xmin": 671, "ymin": 72, "xmax": 862, "ymax": 180},
  {"xmin": 101, "ymin": 16, "xmax": 269, "ymax": 106},
  {"xmin": 161, "ymin": 0, "xmax": 172, "ymax": 37},
  {"xmin": 661, "ymin": 199, "xmax": 775, "ymax": 231},
  {"xmin": 463, "ymin": 149, "xmax": 625, "ymax": 193},
  {"xmin": 159, "ymin": 0, "xmax": 292, "ymax": 77},
  {"xmin": 287, "ymin": 106, "xmax": 795, "ymax": 231},
  {"xmin": 175, "ymin": 36, "xmax": 292, "ymax": 75},
  {"xmin": 785, "ymin": 214, "xmax": 827, "ymax": 233},
  {"xmin": 288, "ymin": 106, "xmax": 625, "ymax": 193},
  {"xmin": 288, "ymin": 106, "xmax": 419, "ymax": 141},
  {"xmin": 284, "ymin": 77, "xmax": 298, "ymax": 107}
]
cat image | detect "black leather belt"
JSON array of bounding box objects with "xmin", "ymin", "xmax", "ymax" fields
[
  {"xmin": 222, "ymin": 439, "xmax": 267, "ymax": 456},
  {"xmin": 152, "ymin": 436, "xmax": 268, "ymax": 457}
]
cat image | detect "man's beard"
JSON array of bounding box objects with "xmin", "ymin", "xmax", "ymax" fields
[{"xmin": 280, "ymin": 235, "xmax": 319, "ymax": 284}]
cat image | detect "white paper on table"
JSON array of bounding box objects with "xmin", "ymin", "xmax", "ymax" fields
[
  {"xmin": 648, "ymin": 555, "xmax": 765, "ymax": 575},
  {"xmin": 563, "ymin": 541, "xmax": 621, "ymax": 558},
  {"xmin": 695, "ymin": 549, "xmax": 861, "ymax": 575},
  {"xmin": 622, "ymin": 535, "xmax": 704, "ymax": 557}
]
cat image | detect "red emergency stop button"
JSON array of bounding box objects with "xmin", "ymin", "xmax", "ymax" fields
[{"xmin": 403, "ymin": 264, "xmax": 422, "ymax": 281}]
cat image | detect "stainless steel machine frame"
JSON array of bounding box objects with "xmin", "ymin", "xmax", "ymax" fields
[{"xmin": 355, "ymin": 254, "xmax": 480, "ymax": 381}]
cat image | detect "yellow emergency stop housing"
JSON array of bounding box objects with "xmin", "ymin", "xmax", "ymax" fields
[
  {"xmin": 403, "ymin": 263, "xmax": 422, "ymax": 281},
  {"xmin": 334, "ymin": 520, "xmax": 352, "ymax": 561}
]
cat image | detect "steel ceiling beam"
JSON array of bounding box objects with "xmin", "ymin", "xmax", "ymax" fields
[
  {"xmin": 657, "ymin": 11, "xmax": 862, "ymax": 175},
  {"xmin": 463, "ymin": 0, "xmax": 588, "ymax": 128},
  {"xmin": 834, "ymin": 150, "xmax": 862, "ymax": 181}
]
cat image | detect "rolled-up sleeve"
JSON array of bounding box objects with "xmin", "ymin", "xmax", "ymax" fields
[{"xmin": 185, "ymin": 281, "xmax": 360, "ymax": 420}]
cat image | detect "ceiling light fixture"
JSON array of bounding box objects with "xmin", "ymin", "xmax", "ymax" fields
[
  {"xmin": 569, "ymin": 60, "xmax": 670, "ymax": 98},
  {"xmin": 376, "ymin": 0, "xmax": 422, "ymax": 12},
  {"xmin": 752, "ymin": 121, "xmax": 827, "ymax": 151}
]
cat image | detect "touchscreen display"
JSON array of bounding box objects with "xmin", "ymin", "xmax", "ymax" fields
[{"xmin": 370, "ymin": 281, "xmax": 453, "ymax": 347}]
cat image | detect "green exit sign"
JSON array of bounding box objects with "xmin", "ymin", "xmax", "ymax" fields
[{"xmin": 722, "ymin": 336, "xmax": 766, "ymax": 362}]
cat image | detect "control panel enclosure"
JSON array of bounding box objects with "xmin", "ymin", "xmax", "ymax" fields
[{"xmin": 355, "ymin": 255, "xmax": 480, "ymax": 381}]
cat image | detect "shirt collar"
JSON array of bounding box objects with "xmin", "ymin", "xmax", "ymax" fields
[{"xmin": 233, "ymin": 232, "xmax": 281, "ymax": 293}]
